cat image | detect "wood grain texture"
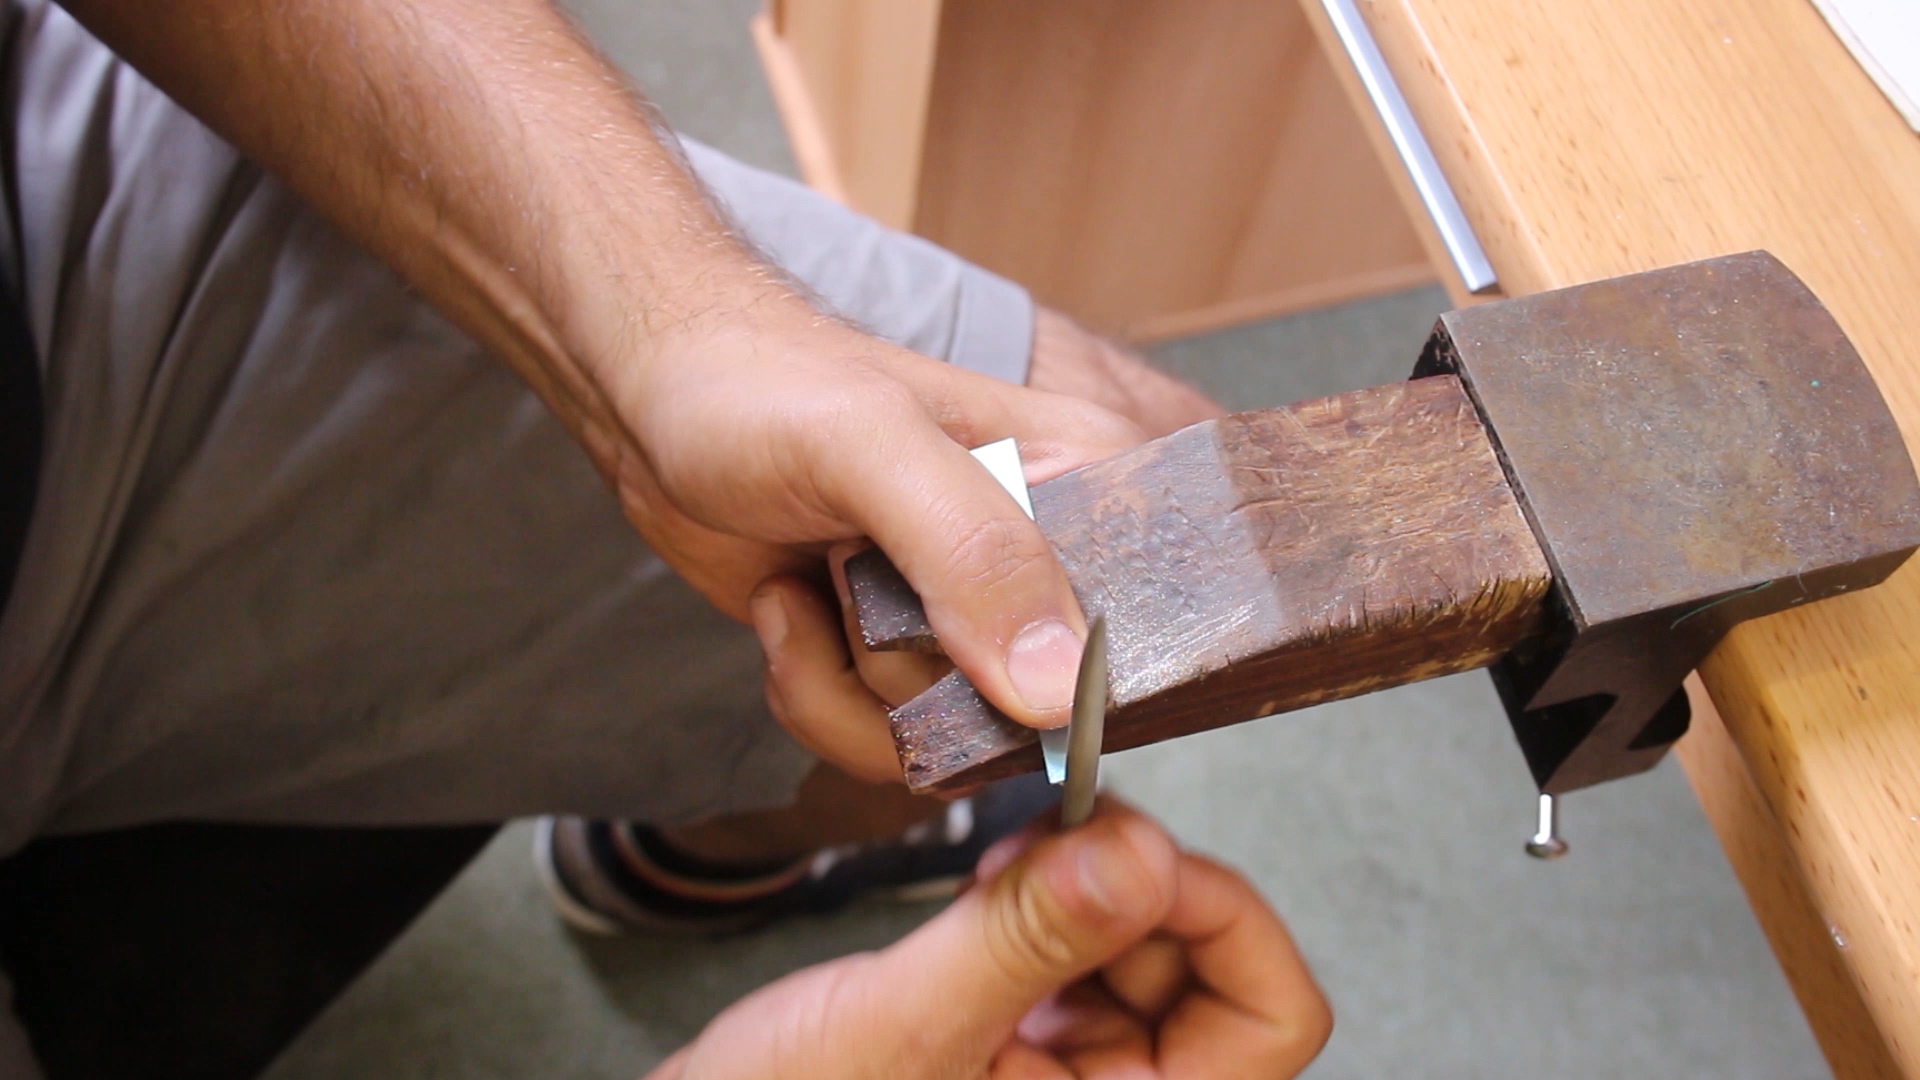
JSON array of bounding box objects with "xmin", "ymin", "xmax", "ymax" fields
[
  {"xmin": 891, "ymin": 375, "xmax": 1551, "ymax": 791},
  {"xmin": 1675, "ymin": 675, "xmax": 1907, "ymax": 1080},
  {"xmin": 765, "ymin": 0, "xmax": 943, "ymax": 229},
  {"xmin": 1341, "ymin": 1, "xmax": 1920, "ymax": 1072},
  {"xmin": 1295, "ymin": 0, "xmax": 1503, "ymax": 309},
  {"xmin": 750, "ymin": 12, "xmax": 848, "ymax": 204},
  {"xmin": 759, "ymin": 0, "xmax": 1433, "ymax": 342},
  {"xmin": 916, "ymin": 0, "xmax": 1433, "ymax": 340}
]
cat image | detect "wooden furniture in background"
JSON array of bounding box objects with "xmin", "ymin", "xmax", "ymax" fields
[
  {"xmin": 754, "ymin": 1, "xmax": 1920, "ymax": 1075},
  {"xmin": 752, "ymin": 0, "xmax": 1435, "ymax": 341},
  {"xmin": 861, "ymin": 375, "xmax": 1551, "ymax": 791},
  {"xmin": 1309, "ymin": 2, "xmax": 1920, "ymax": 1077}
]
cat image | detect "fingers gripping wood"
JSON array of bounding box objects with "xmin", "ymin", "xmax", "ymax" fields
[{"xmin": 847, "ymin": 375, "xmax": 1553, "ymax": 792}]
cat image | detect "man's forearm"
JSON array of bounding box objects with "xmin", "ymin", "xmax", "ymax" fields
[
  {"xmin": 62, "ymin": 0, "xmax": 785, "ymax": 458},
  {"xmin": 64, "ymin": 0, "xmax": 1133, "ymax": 743}
]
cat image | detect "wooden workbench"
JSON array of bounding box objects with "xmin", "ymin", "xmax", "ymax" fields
[
  {"xmin": 1324, "ymin": 4, "xmax": 1920, "ymax": 1076},
  {"xmin": 755, "ymin": 2, "xmax": 1920, "ymax": 1075}
]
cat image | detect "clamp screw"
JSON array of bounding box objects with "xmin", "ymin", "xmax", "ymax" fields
[{"xmin": 1525, "ymin": 792, "xmax": 1569, "ymax": 860}]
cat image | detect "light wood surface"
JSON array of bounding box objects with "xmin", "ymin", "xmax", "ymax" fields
[
  {"xmin": 1676, "ymin": 675, "xmax": 1906, "ymax": 1080},
  {"xmin": 758, "ymin": 0, "xmax": 1434, "ymax": 341},
  {"xmin": 1296, "ymin": 1, "xmax": 1502, "ymax": 308},
  {"xmin": 749, "ymin": 13, "xmax": 848, "ymax": 205},
  {"xmin": 1335, "ymin": 1, "xmax": 1920, "ymax": 1074},
  {"xmin": 914, "ymin": 0, "xmax": 1433, "ymax": 340},
  {"xmin": 761, "ymin": 0, "xmax": 942, "ymax": 230}
]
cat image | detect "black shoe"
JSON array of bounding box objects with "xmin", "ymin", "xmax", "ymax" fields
[{"xmin": 534, "ymin": 773, "xmax": 1060, "ymax": 938}]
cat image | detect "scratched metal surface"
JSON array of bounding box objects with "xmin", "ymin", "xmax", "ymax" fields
[
  {"xmin": 1418, "ymin": 252, "xmax": 1920, "ymax": 791},
  {"xmin": 1428, "ymin": 252, "xmax": 1920, "ymax": 631}
]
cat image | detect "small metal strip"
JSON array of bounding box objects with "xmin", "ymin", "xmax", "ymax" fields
[
  {"xmin": 1320, "ymin": 0, "xmax": 1498, "ymax": 293},
  {"xmin": 1060, "ymin": 615, "xmax": 1109, "ymax": 828},
  {"xmin": 968, "ymin": 438, "xmax": 1070, "ymax": 783}
]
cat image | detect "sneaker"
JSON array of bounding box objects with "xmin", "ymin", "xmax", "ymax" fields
[{"xmin": 533, "ymin": 772, "xmax": 1060, "ymax": 937}]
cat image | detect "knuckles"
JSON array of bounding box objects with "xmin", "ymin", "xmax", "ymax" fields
[
  {"xmin": 642, "ymin": 370, "xmax": 925, "ymax": 533},
  {"xmin": 940, "ymin": 513, "xmax": 1053, "ymax": 601},
  {"xmin": 982, "ymin": 867, "xmax": 1086, "ymax": 986}
]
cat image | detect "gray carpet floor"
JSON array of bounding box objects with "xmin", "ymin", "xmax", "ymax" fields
[{"xmin": 263, "ymin": 3, "xmax": 1829, "ymax": 1076}]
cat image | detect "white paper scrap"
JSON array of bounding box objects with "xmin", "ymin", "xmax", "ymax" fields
[
  {"xmin": 1809, "ymin": 0, "xmax": 1920, "ymax": 132},
  {"xmin": 968, "ymin": 438, "xmax": 1069, "ymax": 784}
]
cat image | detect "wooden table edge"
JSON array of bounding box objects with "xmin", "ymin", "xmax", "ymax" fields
[{"xmin": 1338, "ymin": 0, "xmax": 1920, "ymax": 1075}]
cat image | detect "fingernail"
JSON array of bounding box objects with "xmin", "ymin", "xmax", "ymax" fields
[
  {"xmin": 1075, "ymin": 837, "xmax": 1143, "ymax": 918},
  {"xmin": 750, "ymin": 589, "xmax": 788, "ymax": 653},
  {"xmin": 1006, "ymin": 619, "xmax": 1081, "ymax": 716}
]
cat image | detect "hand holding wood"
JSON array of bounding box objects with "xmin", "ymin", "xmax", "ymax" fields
[{"xmin": 850, "ymin": 254, "xmax": 1920, "ymax": 796}]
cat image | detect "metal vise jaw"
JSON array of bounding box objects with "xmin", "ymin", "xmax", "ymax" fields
[{"xmin": 1414, "ymin": 251, "xmax": 1920, "ymax": 795}]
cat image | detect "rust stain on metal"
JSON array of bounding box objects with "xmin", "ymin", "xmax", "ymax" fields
[{"xmin": 1419, "ymin": 251, "xmax": 1920, "ymax": 792}]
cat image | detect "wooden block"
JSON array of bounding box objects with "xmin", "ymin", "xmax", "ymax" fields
[{"xmin": 863, "ymin": 374, "xmax": 1553, "ymax": 792}]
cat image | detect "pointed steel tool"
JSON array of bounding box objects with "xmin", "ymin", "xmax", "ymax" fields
[
  {"xmin": 1059, "ymin": 614, "xmax": 1109, "ymax": 829},
  {"xmin": 965, "ymin": 438, "xmax": 1072, "ymax": 783}
]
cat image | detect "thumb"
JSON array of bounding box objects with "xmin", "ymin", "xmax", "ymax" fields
[
  {"xmin": 866, "ymin": 809, "xmax": 1180, "ymax": 1049},
  {"xmin": 834, "ymin": 356, "xmax": 1141, "ymax": 731}
]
